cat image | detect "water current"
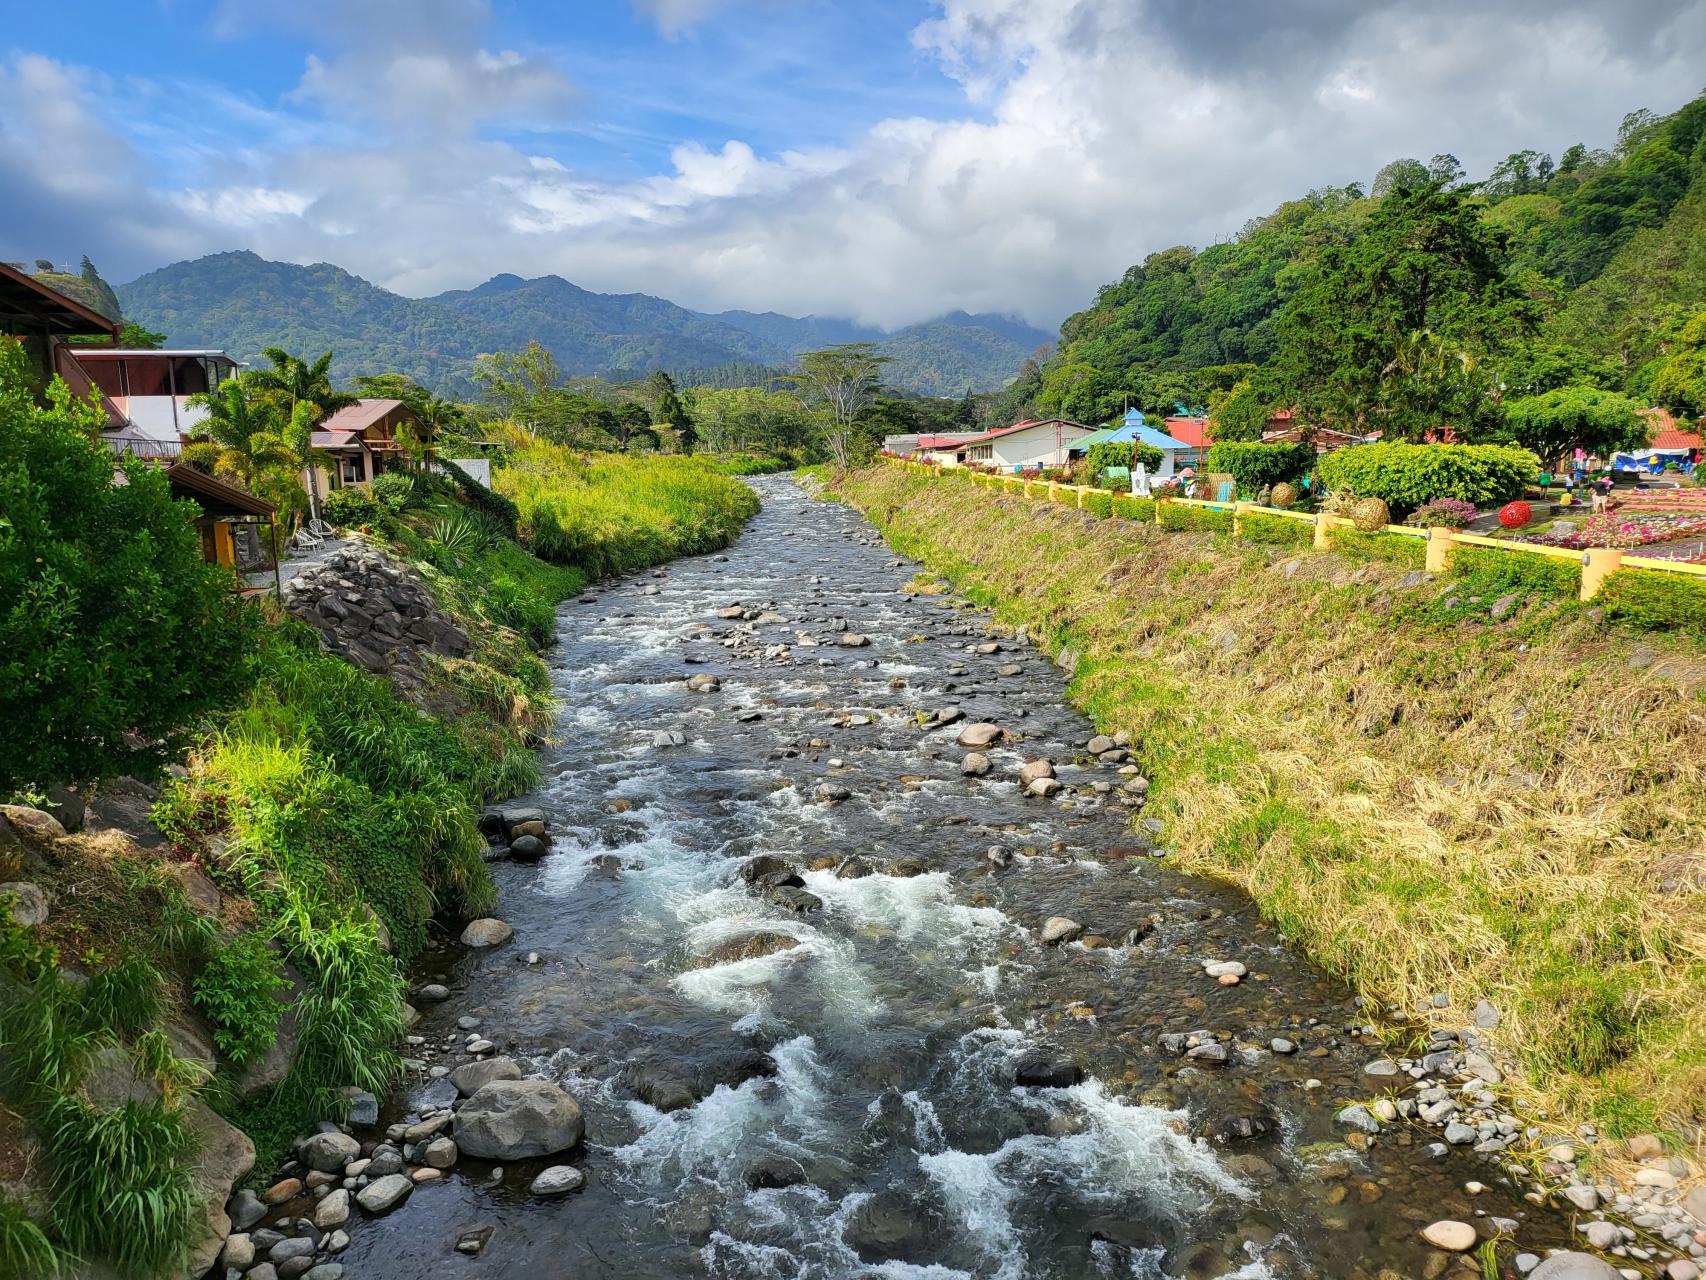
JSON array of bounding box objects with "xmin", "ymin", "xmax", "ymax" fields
[{"xmin": 343, "ymin": 476, "xmax": 1567, "ymax": 1279}]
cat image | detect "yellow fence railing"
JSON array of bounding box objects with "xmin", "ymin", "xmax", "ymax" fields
[{"xmin": 881, "ymin": 456, "xmax": 1706, "ymax": 603}]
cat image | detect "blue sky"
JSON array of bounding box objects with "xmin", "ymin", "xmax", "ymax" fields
[{"xmin": 4, "ymin": 1, "xmax": 1705, "ymax": 326}]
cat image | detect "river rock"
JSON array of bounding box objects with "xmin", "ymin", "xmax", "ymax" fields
[
  {"xmin": 1205, "ymin": 1113, "xmax": 1273, "ymax": 1143},
  {"xmin": 1039, "ymin": 917, "xmax": 1082, "ymax": 945},
  {"xmin": 843, "ymin": 1190, "xmax": 935, "ymax": 1261},
  {"xmin": 956, "ymin": 723, "xmax": 1004, "ymax": 748},
  {"xmin": 423, "ymin": 1136, "xmax": 459, "ymax": 1168},
  {"xmin": 1420, "ymin": 1221, "xmax": 1477, "ymax": 1251},
  {"xmin": 509, "ymin": 834, "xmax": 547, "ymax": 863},
  {"xmin": 1026, "ymin": 778, "xmax": 1063, "ymax": 797},
  {"xmin": 460, "ymin": 918, "xmax": 513, "ymax": 947},
  {"xmin": 364, "ymin": 1145, "xmax": 404, "ymax": 1177},
  {"xmin": 765, "ymin": 886, "xmax": 823, "ymax": 913},
  {"xmin": 745, "ymin": 1155, "xmax": 807, "ymax": 1189},
  {"xmin": 413, "ymin": 982, "xmax": 449, "ymax": 1003},
  {"xmin": 961, "ymin": 752, "xmax": 991, "ymax": 776},
  {"xmin": 1086, "ymin": 735, "xmax": 1116, "ymax": 755},
  {"xmin": 1684, "ymin": 1184, "xmax": 1706, "ymax": 1223},
  {"xmin": 1013, "ymin": 1053, "xmax": 1082, "ymax": 1088},
  {"xmin": 1018, "ymin": 760, "xmax": 1054, "ymax": 785},
  {"xmin": 1527, "ymin": 1254, "xmax": 1623, "ymax": 1280},
  {"xmin": 1335, "ymin": 1104, "xmax": 1380, "ymax": 1134},
  {"xmin": 686, "ymin": 673, "xmax": 721, "ymax": 693},
  {"xmin": 1202, "ymin": 961, "xmax": 1245, "ymax": 979},
  {"xmin": 0, "ymin": 882, "xmax": 47, "ymax": 927},
  {"xmin": 270, "ymin": 1236, "xmax": 316, "ymax": 1263},
  {"xmin": 837, "ymin": 633, "xmax": 870, "ymax": 647},
  {"xmin": 455, "ymin": 1079, "xmax": 585, "ymax": 1159},
  {"xmin": 300, "ymin": 1131, "xmax": 360, "ymax": 1173},
  {"xmin": 530, "ymin": 1165, "xmax": 586, "ymax": 1197},
  {"xmin": 220, "ymin": 1233, "xmax": 255, "ymax": 1270},
  {"xmin": 635, "ymin": 1067, "xmax": 697, "ymax": 1112},
  {"xmin": 313, "ymin": 1189, "xmax": 350, "ymax": 1229},
  {"xmin": 355, "ymin": 1174, "xmax": 412, "ymax": 1215},
  {"xmin": 0, "ymin": 805, "xmax": 65, "ymax": 845},
  {"xmin": 690, "ymin": 932, "xmax": 800, "ymax": 968}
]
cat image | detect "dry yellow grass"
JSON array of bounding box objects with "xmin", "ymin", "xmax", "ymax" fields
[{"xmin": 836, "ymin": 465, "xmax": 1706, "ymax": 1143}]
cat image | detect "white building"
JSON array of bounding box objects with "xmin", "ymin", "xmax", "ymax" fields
[
  {"xmin": 61, "ymin": 347, "xmax": 239, "ymax": 453},
  {"xmin": 952, "ymin": 419, "xmax": 1097, "ymax": 472}
]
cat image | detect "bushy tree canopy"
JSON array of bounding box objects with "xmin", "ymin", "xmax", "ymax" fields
[{"xmin": 0, "ymin": 340, "xmax": 258, "ymax": 788}]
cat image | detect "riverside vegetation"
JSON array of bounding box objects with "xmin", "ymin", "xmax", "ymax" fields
[
  {"xmin": 0, "ymin": 348, "xmax": 759, "ymax": 1278},
  {"xmin": 827, "ymin": 463, "xmax": 1706, "ymax": 1144}
]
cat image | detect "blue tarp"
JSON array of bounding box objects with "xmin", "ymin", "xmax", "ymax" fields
[{"xmin": 1612, "ymin": 448, "xmax": 1695, "ymax": 474}]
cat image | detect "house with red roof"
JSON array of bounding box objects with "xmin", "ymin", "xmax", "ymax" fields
[
  {"xmin": 1642, "ymin": 406, "xmax": 1702, "ymax": 457},
  {"xmin": 308, "ymin": 398, "xmax": 421, "ymax": 501},
  {"xmin": 950, "ymin": 418, "xmax": 1098, "ymax": 471}
]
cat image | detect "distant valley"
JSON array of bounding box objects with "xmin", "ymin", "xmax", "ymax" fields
[{"xmin": 114, "ymin": 252, "xmax": 1053, "ymax": 397}]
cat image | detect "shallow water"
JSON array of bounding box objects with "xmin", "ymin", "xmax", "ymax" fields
[{"xmin": 344, "ymin": 477, "xmax": 1567, "ymax": 1278}]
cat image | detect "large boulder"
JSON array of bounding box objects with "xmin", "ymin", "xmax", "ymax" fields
[
  {"xmin": 0, "ymin": 805, "xmax": 65, "ymax": 846},
  {"xmin": 299, "ymin": 1131, "xmax": 360, "ymax": 1173},
  {"xmin": 454, "ymin": 1080, "xmax": 584, "ymax": 1160},
  {"xmin": 0, "ymin": 882, "xmax": 48, "ymax": 927},
  {"xmin": 461, "ymin": 918, "xmax": 513, "ymax": 948},
  {"xmin": 238, "ymin": 961, "xmax": 306, "ymax": 1098},
  {"xmin": 843, "ymin": 1191, "xmax": 937, "ymax": 1262},
  {"xmin": 83, "ymin": 778, "xmax": 167, "ymax": 849},
  {"xmin": 955, "ymin": 723, "xmax": 1004, "ymax": 749},
  {"xmin": 450, "ymin": 1057, "xmax": 524, "ymax": 1097},
  {"xmin": 689, "ymin": 932, "xmax": 800, "ymax": 968}
]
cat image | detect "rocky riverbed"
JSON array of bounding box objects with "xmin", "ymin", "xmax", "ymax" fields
[{"xmin": 231, "ymin": 476, "xmax": 1704, "ymax": 1280}]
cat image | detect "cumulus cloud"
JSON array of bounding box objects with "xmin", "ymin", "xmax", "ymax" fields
[{"xmin": 5, "ymin": 0, "xmax": 1706, "ymax": 328}]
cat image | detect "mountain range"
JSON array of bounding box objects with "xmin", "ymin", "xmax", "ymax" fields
[{"xmin": 112, "ymin": 251, "xmax": 1053, "ymax": 397}]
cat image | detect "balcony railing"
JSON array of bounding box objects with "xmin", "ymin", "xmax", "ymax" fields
[{"xmin": 101, "ymin": 434, "xmax": 184, "ymax": 460}]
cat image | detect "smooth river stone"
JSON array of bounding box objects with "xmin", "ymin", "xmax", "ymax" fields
[
  {"xmin": 1420, "ymin": 1221, "xmax": 1477, "ymax": 1252},
  {"xmin": 956, "ymin": 723, "xmax": 1004, "ymax": 748}
]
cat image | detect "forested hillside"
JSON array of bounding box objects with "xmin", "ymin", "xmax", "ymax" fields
[
  {"xmin": 1019, "ymin": 91, "xmax": 1706, "ymax": 443},
  {"xmin": 111, "ymin": 252, "xmax": 1047, "ymax": 397}
]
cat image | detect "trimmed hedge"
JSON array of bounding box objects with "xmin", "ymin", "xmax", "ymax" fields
[
  {"xmin": 1450, "ymin": 545, "xmax": 1581, "ymax": 598},
  {"xmin": 1598, "ymin": 568, "xmax": 1706, "ymax": 639},
  {"xmin": 1158, "ymin": 502, "xmax": 1234, "ymax": 533},
  {"xmin": 1241, "ymin": 511, "xmax": 1314, "ymax": 547},
  {"xmin": 1051, "ymin": 484, "xmax": 1077, "ymax": 505},
  {"xmin": 1205, "ymin": 442, "xmax": 1313, "ymax": 496},
  {"xmin": 1328, "ymin": 527, "xmax": 1428, "ymax": 568},
  {"xmin": 1112, "ymin": 495, "xmax": 1156, "ymax": 522},
  {"xmin": 1316, "ymin": 443, "xmax": 1536, "ymax": 515},
  {"xmin": 1084, "ymin": 492, "xmax": 1113, "ymax": 518}
]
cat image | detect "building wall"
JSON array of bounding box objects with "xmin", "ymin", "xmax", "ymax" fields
[{"xmin": 989, "ymin": 426, "xmax": 1092, "ymax": 470}]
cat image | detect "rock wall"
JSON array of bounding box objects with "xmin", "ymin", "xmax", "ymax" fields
[{"xmin": 281, "ymin": 543, "xmax": 470, "ymax": 694}]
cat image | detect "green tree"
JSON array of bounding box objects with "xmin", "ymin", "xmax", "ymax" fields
[
  {"xmin": 787, "ymin": 343, "xmax": 890, "ymax": 469},
  {"xmin": 1372, "ymin": 158, "xmax": 1430, "ymax": 197},
  {"xmin": 1496, "ymin": 384, "xmax": 1647, "ymax": 461},
  {"xmin": 186, "ymin": 383, "xmax": 321, "ymax": 525},
  {"xmin": 1268, "ymin": 183, "xmax": 1533, "ymax": 438},
  {"xmin": 1649, "ymin": 310, "xmax": 1706, "ymax": 417},
  {"xmin": 0, "ymin": 339, "xmax": 257, "ymax": 788},
  {"xmin": 647, "ymin": 371, "xmax": 696, "ymax": 452},
  {"xmin": 117, "ymin": 322, "xmax": 166, "ymax": 349},
  {"xmin": 473, "ymin": 341, "xmax": 563, "ymax": 431}
]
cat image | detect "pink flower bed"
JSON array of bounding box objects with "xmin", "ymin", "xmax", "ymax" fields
[{"xmin": 1524, "ymin": 512, "xmax": 1706, "ymax": 550}]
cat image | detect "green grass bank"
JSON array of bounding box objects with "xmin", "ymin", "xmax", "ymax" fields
[{"xmin": 825, "ymin": 463, "xmax": 1706, "ymax": 1144}]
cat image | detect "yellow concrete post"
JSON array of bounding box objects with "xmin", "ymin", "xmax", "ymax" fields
[
  {"xmin": 1023, "ymin": 478, "xmax": 1033, "ymax": 499},
  {"xmin": 1313, "ymin": 512, "xmax": 1332, "ymax": 550},
  {"xmin": 1048, "ymin": 480, "xmax": 1059, "ymax": 503},
  {"xmin": 1580, "ymin": 548, "xmax": 1624, "ymax": 601},
  {"xmin": 1425, "ymin": 526, "xmax": 1455, "ymax": 574},
  {"xmin": 1076, "ymin": 485, "xmax": 1088, "ymax": 509},
  {"xmin": 1233, "ymin": 500, "xmax": 1250, "ymax": 535}
]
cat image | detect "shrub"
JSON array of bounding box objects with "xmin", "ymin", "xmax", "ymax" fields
[
  {"xmin": 1205, "ymin": 442, "xmax": 1313, "ymax": 496},
  {"xmin": 1413, "ymin": 497, "xmax": 1478, "ymax": 528},
  {"xmin": 0, "ymin": 340, "xmax": 259, "ymax": 791},
  {"xmin": 1083, "ymin": 441, "xmax": 1164, "ymax": 481},
  {"xmin": 1328, "ymin": 527, "xmax": 1428, "ymax": 568},
  {"xmin": 1158, "ymin": 502, "xmax": 1234, "ymax": 533},
  {"xmin": 370, "ymin": 470, "xmax": 418, "ymax": 513},
  {"xmin": 1315, "ymin": 443, "xmax": 1536, "ymax": 515},
  {"xmin": 322, "ymin": 486, "xmax": 381, "ymax": 528},
  {"xmin": 1241, "ymin": 511, "xmax": 1314, "ymax": 547},
  {"xmin": 1449, "ymin": 545, "xmax": 1581, "ymax": 598},
  {"xmin": 1111, "ymin": 495, "xmax": 1156, "ymax": 522},
  {"xmin": 1050, "ymin": 484, "xmax": 1076, "ymax": 505},
  {"xmin": 194, "ymin": 932, "xmax": 287, "ymax": 1067},
  {"xmin": 1084, "ymin": 492, "xmax": 1113, "ymax": 518},
  {"xmin": 1597, "ymin": 568, "xmax": 1706, "ymax": 639}
]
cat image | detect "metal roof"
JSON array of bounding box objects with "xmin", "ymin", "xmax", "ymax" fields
[
  {"xmin": 950, "ymin": 418, "xmax": 1094, "ymax": 448},
  {"xmin": 68, "ymin": 348, "xmax": 236, "ymax": 360},
  {"xmin": 321, "ymin": 399, "xmax": 409, "ymax": 432}
]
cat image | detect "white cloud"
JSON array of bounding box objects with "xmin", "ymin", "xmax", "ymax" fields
[{"xmin": 6, "ymin": 1, "xmax": 1706, "ymax": 330}]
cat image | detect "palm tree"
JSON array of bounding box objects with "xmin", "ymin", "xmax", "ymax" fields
[
  {"xmin": 186, "ymin": 384, "xmax": 323, "ymax": 529},
  {"xmin": 242, "ymin": 349, "xmax": 354, "ymax": 524}
]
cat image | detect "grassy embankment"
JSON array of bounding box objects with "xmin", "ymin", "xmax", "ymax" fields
[
  {"xmin": 827, "ymin": 464, "xmax": 1706, "ymax": 1144},
  {"xmin": 0, "ymin": 448, "xmax": 757, "ymax": 1277}
]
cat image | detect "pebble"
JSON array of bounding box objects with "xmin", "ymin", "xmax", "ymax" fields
[
  {"xmin": 530, "ymin": 1165, "xmax": 586, "ymax": 1197},
  {"xmin": 1421, "ymin": 1220, "xmax": 1477, "ymax": 1251}
]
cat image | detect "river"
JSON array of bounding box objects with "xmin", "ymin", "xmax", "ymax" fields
[{"xmin": 341, "ymin": 475, "xmax": 1565, "ymax": 1279}]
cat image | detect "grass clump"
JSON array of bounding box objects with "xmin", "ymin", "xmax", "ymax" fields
[
  {"xmin": 0, "ymin": 1199, "xmax": 59, "ymax": 1279},
  {"xmin": 831, "ymin": 463, "xmax": 1706, "ymax": 1139},
  {"xmin": 1450, "ymin": 545, "xmax": 1582, "ymax": 598},
  {"xmin": 1240, "ymin": 511, "xmax": 1314, "ymax": 548},
  {"xmin": 1328, "ymin": 527, "xmax": 1428, "ymax": 568},
  {"xmin": 1597, "ymin": 567, "xmax": 1706, "ymax": 640},
  {"xmin": 493, "ymin": 436, "xmax": 759, "ymax": 576}
]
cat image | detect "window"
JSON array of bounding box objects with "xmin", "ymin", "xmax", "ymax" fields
[{"xmin": 339, "ymin": 458, "xmax": 363, "ymax": 486}]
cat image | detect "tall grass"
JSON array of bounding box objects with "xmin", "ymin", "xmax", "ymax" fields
[
  {"xmin": 833, "ymin": 464, "xmax": 1706, "ymax": 1138},
  {"xmin": 493, "ymin": 437, "xmax": 760, "ymax": 577}
]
